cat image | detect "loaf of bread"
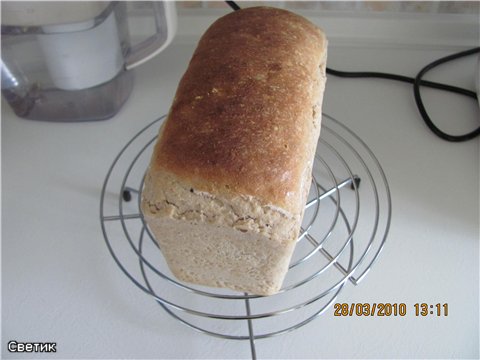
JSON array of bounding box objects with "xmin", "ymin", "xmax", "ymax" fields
[{"xmin": 141, "ymin": 7, "xmax": 327, "ymax": 296}]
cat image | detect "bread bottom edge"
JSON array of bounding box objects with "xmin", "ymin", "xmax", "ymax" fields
[{"xmin": 145, "ymin": 215, "xmax": 297, "ymax": 297}]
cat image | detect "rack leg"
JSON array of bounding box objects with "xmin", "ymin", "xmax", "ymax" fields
[
  {"xmin": 122, "ymin": 187, "xmax": 139, "ymax": 202},
  {"xmin": 350, "ymin": 176, "xmax": 361, "ymax": 190},
  {"xmin": 244, "ymin": 294, "xmax": 257, "ymax": 360}
]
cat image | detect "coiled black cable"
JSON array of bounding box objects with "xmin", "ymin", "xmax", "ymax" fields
[
  {"xmin": 225, "ymin": 1, "xmax": 480, "ymax": 142},
  {"xmin": 413, "ymin": 47, "xmax": 480, "ymax": 142},
  {"xmin": 326, "ymin": 48, "xmax": 480, "ymax": 142},
  {"xmin": 325, "ymin": 66, "xmax": 477, "ymax": 99}
]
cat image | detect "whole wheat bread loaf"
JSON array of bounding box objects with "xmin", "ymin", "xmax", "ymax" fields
[{"xmin": 141, "ymin": 6, "xmax": 327, "ymax": 296}]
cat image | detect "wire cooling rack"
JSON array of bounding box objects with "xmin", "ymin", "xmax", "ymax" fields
[{"xmin": 100, "ymin": 113, "xmax": 391, "ymax": 359}]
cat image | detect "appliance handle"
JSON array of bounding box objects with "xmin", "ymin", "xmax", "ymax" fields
[{"xmin": 125, "ymin": 1, "xmax": 176, "ymax": 70}]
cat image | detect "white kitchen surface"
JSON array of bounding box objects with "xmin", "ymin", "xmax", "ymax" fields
[{"xmin": 2, "ymin": 8, "xmax": 479, "ymax": 359}]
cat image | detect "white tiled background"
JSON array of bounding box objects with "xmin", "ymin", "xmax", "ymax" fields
[{"xmin": 176, "ymin": 1, "xmax": 478, "ymax": 14}]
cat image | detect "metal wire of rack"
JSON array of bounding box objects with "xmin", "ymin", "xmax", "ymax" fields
[{"xmin": 100, "ymin": 113, "xmax": 391, "ymax": 359}]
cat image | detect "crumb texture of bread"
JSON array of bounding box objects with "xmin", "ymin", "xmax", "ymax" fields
[{"xmin": 142, "ymin": 6, "xmax": 327, "ymax": 296}]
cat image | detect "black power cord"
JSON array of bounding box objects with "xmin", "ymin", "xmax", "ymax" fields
[
  {"xmin": 326, "ymin": 48, "xmax": 480, "ymax": 142},
  {"xmin": 414, "ymin": 47, "xmax": 480, "ymax": 142},
  {"xmin": 225, "ymin": 1, "xmax": 241, "ymax": 11},
  {"xmin": 224, "ymin": 1, "xmax": 480, "ymax": 142}
]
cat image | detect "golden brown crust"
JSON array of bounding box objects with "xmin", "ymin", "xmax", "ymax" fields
[{"xmin": 152, "ymin": 6, "xmax": 327, "ymax": 213}]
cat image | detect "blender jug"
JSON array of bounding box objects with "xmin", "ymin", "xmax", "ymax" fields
[{"xmin": 1, "ymin": 1, "xmax": 176, "ymax": 122}]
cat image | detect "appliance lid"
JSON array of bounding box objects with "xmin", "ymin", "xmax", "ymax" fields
[{"xmin": 1, "ymin": 1, "xmax": 110, "ymax": 28}]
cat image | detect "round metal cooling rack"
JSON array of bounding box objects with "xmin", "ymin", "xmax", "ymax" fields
[{"xmin": 100, "ymin": 113, "xmax": 391, "ymax": 359}]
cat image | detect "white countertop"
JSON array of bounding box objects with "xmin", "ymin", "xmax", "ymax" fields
[{"xmin": 2, "ymin": 11, "xmax": 479, "ymax": 359}]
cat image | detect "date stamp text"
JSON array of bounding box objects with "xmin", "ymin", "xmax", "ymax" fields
[{"xmin": 333, "ymin": 303, "xmax": 448, "ymax": 317}]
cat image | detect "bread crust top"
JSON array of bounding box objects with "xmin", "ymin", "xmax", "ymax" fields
[{"xmin": 151, "ymin": 7, "xmax": 327, "ymax": 214}]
